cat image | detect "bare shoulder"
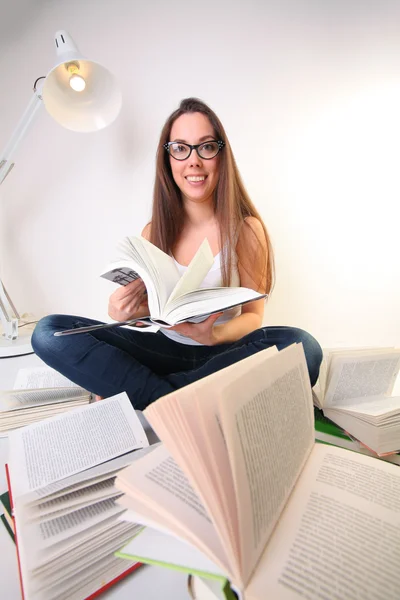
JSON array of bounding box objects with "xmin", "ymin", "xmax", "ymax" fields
[{"xmin": 141, "ymin": 223, "xmax": 151, "ymax": 240}]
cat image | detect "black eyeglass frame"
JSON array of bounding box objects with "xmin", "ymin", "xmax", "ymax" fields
[{"xmin": 163, "ymin": 140, "xmax": 225, "ymax": 161}]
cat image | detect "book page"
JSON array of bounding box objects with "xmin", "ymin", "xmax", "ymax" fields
[
  {"xmin": 324, "ymin": 350, "xmax": 400, "ymax": 407},
  {"xmin": 20, "ymin": 446, "xmax": 155, "ymax": 505},
  {"xmin": 24, "ymin": 498, "xmax": 125, "ymax": 551},
  {"xmin": 165, "ymin": 238, "xmax": 214, "ymax": 305},
  {"xmin": 245, "ymin": 444, "xmax": 400, "ymax": 600},
  {"xmin": 118, "ymin": 527, "xmax": 227, "ymax": 578},
  {"xmin": 164, "ymin": 287, "xmax": 265, "ymax": 325},
  {"xmin": 29, "ymin": 516, "xmax": 139, "ymax": 571},
  {"xmin": 217, "ymin": 344, "xmax": 314, "ymax": 586},
  {"xmin": 26, "ymin": 478, "xmax": 121, "ymax": 521},
  {"xmin": 8, "ymin": 393, "xmax": 149, "ymax": 498},
  {"xmin": 143, "ymin": 346, "xmax": 279, "ymax": 584},
  {"xmin": 101, "ymin": 236, "xmax": 180, "ymax": 318},
  {"xmin": 335, "ymin": 395, "xmax": 400, "ymax": 417},
  {"xmin": 115, "ymin": 442, "xmax": 232, "ymax": 573},
  {"xmin": 0, "ymin": 388, "xmax": 90, "ymax": 412},
  {"xmin": 13, "ymin": 366, "xmax": 82, "ymax": 390}
]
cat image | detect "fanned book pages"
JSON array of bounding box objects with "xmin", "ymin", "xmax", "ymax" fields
[
  {"xmin": 112, "ymin": 344, "xmax": 400, "ymax": 600},
  {"xmin": 6, "ymin": 393, "xmax": 151, "ymax": 600},
  {"xmin": 100, "ymin": 236, "xmax": 266, "ymax": 328},
  {"xmin": 312, "ymin": 347, "xmax": 400, "ymax": 454},
  {"xmin": 0, "ymin": 366, "xmax": 93, "ymax": 436}
]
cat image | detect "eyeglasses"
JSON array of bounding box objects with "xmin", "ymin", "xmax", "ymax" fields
[{"xmin": 163, "ymin": 140, "xmax": 225, "ymax": 161}]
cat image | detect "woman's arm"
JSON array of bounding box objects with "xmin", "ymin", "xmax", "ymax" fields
[{"xmin": 171, "ymin": 217, "xmax": 268, "ymax": 345}]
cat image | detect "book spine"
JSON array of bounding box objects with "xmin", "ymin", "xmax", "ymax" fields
[{"xmin": 84, "ymin": 562, "xmax": 143, "ymax": 600}]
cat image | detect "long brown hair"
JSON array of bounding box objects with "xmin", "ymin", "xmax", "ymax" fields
[{"xmin": 149, "ymin": 98, "xmax": 275, "ymax": 294}]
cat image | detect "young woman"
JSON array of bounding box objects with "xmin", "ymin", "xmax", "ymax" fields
[{"xmin": 32, "ymin": 98, "xmax": 322, "ymax": 410}]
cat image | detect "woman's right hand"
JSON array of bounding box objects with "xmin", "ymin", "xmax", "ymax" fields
[{"xmin": 108, "ymin": 279, "xmax": 148, "ymax": 321}]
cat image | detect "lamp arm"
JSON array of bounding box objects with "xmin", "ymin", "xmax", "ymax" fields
[
  {"xmin": 0, "ymin": 280, "xmax": 19, "ymax": 340},
  {"xmin": 0, "ymin": 88, "xmax": 43, "ymax": 185},
  {"xmin": 0, "ymin": 86, "xmax": 44, "ymax": 340}
]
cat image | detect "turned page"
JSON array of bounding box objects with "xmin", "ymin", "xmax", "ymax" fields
[
  {"xmin": 144, "ymin": 346, "xmax": 279, "ymax": 584},
  {"xmin": 217, "ymin": 343, "xmax": 315, "ymax": 585},
  {"xmin": 245, "ymin": 443, "xmax": 400, "ymax": 600},
  {"xmin": 13, "ymin": 366, "xmax": 83, "ymax": 390},
  {"xmin": 165, "ymin": 238, "xmax": 214, "ymax": 305},
  {"xmin": 102, "ymin": 236, "xmax": 182, "ymax": 318},
  {"xmin": 324, "ymin": 349, "xmax": 400, "ymax": 407},
  {"xmin": 8, "ymin": 393, "xmax": 149, "ymax": 500},
  {"xmin": 115, "ymin": 442, "xmax": 232, "ymax": 575}
]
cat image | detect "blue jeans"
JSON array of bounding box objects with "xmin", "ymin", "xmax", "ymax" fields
[{"xmin": 31, "ymin": 315, "xmax": 323, "ymax": 410}]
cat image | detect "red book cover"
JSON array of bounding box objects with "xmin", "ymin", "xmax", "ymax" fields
[{"xmin": 5, "ymin": 463, "xmax": 142, "ymax": 600}]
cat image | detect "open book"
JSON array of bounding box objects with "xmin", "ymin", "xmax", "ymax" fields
[
  {"xmin": 100, "ymin": 236, "xmax": 266, "ymax": 327},
  {"xmin": 6, "ymin": 393, "xmax": 150, "ymax": 600},
  {"xmin": 313, "ymin": 347, "xmax": 400, "ymax": 454},
  {"xmin": 113, "ymin": 344, "xmax": 400, "ymax": 600},
  {"xmin": 0, "ymin": 366, "xmax": 92, "ymax": 435}
]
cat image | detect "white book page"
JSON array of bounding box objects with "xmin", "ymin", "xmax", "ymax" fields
[
  {"xmin": 116, "ymin": 443, "xmax": 232, "ymax": 573},
  {"xmin": 23, "ymin": 498, "xmax": 125, "ymax": 550},
  {"xmin": 32, "ymin": 521, "xmax": 140, "ymax": 578},
  {"xmin": 30, "ymin": 527, "xmax": 140, "ymax": 594},
  {"xmin": 27, "ymin": 479, "xmax": 121, "ymax": 521},
  {"xmin": 101, "ymin": 236, "xmax": 183, "ymax": 318},
  {"xmin": 165, "ymin": 238, "xmax": 214, "ymax": 305},
  {"xmin": 164, "ymin": 287, "xmax": 265, "ymax": 324},
  {"xmin": 217, "ymin": 344, "xmax": 314, "ymax": 586},
  {"xmin": 29, "ymin": 517, "xmax": 138, "ymax": 571},
  {"xmin": 336, "ymin": 395, "xmax": 400, "ymax": 417},
  {"xmin": 21, "ymin": 446, "xmax": 154, "ymax": 504},
  {"xmin": 119, "ymin": 527, "xmax": 227, "ymax": 577},
  {"xmin": 13, "ymin": 366, "xmax": 82, "ymax": 390},
  {"xmin": 245, "ymin": 444, "xmax": 400, "ymax": 600},
  {"xmin": 325, "ymin": 350, "xmax": 400, "ymax": 407},
  {"xmin": 0, "ymin": 388, "xmax": 90, "ymax": 412},
  {"xmin": 8, "ymin": 393, "xmax": 149, "ymax": 498}
]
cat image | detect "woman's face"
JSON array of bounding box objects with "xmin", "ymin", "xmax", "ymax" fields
[{"xmin": 168, "ymin": 112, "xmax": 220, "ymax": 206}]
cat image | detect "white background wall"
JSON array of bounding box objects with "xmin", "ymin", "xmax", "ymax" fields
[{"xmin": 0, "ymin": 0, "xmax": 399, "ymax": 349}]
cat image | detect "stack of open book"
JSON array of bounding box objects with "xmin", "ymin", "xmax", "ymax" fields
[
  {"xmin": 6, "ymin": 393, "xmax": 150, "ymax": 600},
  {"xmin": 313, "ymin": 347, "xmax": 400, "ymax": 454},
  {"xmin": 109, "ymin": 344, "xmax": 400, "ymax": 600},
  {"xmin": 0, "ymin": 366, "xmax": 92, "ymax": 436}
]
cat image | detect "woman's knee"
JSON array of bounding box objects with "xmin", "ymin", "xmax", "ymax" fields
[
  {"xmin": 292, "ymin": 328, "xmax": 323, "ymax": 386},
  {"xmin": 31, "ymin": 314, "xmax": 73, "ymax": 357},
  {"xmin": 264, "ymin": 326, "xmax": 323, "ymax": 387}
]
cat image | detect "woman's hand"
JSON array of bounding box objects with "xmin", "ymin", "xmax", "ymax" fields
[
  {"xmin": 108, "ymin": 279, "xmax": 149, "ymax": 321},
  {"xmin": 169, "ymin": 313, "xmax": 223, "ymax": 346}
]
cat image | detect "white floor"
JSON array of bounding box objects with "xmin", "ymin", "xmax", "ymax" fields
[{"xmin": 0, "ymin": 351, "xmax": 190, "ymax": 600}]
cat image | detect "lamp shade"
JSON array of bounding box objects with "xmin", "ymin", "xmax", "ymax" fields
[{"xmin": 42, "ymin": 31, "xmax": 122, "ymax": 132}]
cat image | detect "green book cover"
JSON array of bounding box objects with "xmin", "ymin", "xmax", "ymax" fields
[
  {"xmin": 314, "ymin": 407, "xmax": 350, "ymax": 440},
  {"xmin": 188, "ymin": 574, "xmax": 238, "ymax": 600},
  {"xmin": 1, "ymin": 513, "xmax": 15, "ymax": 543},
  {"xmin": 0, "ymin": 491, "xmax": 12, "ymax": 517}
]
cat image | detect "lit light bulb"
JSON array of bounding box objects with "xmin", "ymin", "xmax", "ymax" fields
[{"xmin": 69, "ymin": 74, "xmax": 86, "ymax": 92}]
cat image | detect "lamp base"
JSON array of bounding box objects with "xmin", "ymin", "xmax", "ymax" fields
[{"xmin": 0, "ymin": 326, "xmax": 35, "ymax": 358}]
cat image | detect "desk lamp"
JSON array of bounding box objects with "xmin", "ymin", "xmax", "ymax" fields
[{"xmin": 0, "ymin": 30, "xmax": 121, "ymax": 357}]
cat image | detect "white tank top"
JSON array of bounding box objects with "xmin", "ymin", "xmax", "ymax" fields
[{"xmin": 161, "ymin": 251, "xmax": 241, "ymax": 346}]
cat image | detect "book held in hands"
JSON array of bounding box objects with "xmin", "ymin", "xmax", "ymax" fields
[
  {"xmin": 313, "ymin": 347, "xmax": 400, "ymax": 454},
  {"xmin": 6, "ymin": 393, "xmax": 150, "ymax": 600},
  {"xmin": 100, "ymin": 236, "xmax": 266, "ymax": 328},
  {"xmin": 112, "ymin": 344, "xmax": 400, "ymax": 600}
]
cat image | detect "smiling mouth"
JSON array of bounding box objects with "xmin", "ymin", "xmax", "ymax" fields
[{"xmin": 186, "ymin": 176, "xmax": 206, "ymax": 182}]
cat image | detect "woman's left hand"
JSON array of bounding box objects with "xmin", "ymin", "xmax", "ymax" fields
[{"xmin": 169, "ymin": 313, "xmax": 223, "ymax": 346}]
